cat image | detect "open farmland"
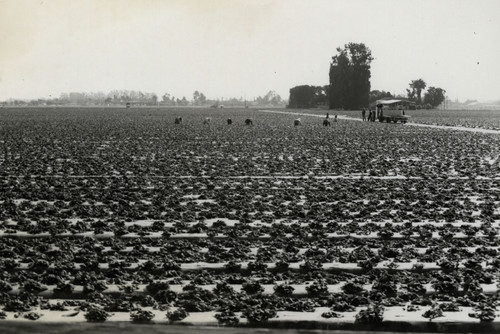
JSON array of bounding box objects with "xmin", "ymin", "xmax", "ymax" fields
[{"xmin": 1, "ymin": 107, "xmax": 500, "ymax": 332}]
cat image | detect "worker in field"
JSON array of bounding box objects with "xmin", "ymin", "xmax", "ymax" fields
[
  {"xmin": 368, "ymin": 109, "xmax": 373, "ymax": 122},
  {"xmin": 362, "ymin": 108, "xmax": 366, "ymax": 121}
]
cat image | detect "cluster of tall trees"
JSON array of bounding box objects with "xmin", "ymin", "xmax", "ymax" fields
[
  {"xmin": 288, "ymin": 43, "xmax": 373, "ymax": 110},
  {"xmin": 62, "ymin": 90, "xmax": 160, "ymax": 105},
  {"xmin": 329, "ymin": 43, "xmax": 373, "ymax": 110},
  {"xmin": 161, "ymin": 93, "xmax": 189, "ymax": 106},
  {"xmin": 406, "ymin": 79, "xmax": 446, "ymax": 109},
  {"xmin": 287, "ymin": 86, "xmax": 328, "ymax": 108},
  {"xmin": 288, "ymin": 42, "xmax": 448, "ymax": 110},
  {"xmin": 423, "ymin": 87, "xmax": 446, "ymax": 108}
]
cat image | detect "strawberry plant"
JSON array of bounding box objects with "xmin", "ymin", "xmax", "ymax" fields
[
  {"xmin": 355, "ymin": 304, "xmax": 384, "ymax": 324},
  {"xmin": 166, "ymin": 307, "xmax": 188, "ymax": 322},
  {"xmin": 130, "ymin": 309, "xmax": 155, "ymax": 323},
  {"xmin": 84, "ymin": 307, "xmax": 110, "ymax": 322}
]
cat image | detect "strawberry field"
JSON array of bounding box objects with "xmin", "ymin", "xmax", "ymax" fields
[{"xmin": 1, "ymin": 107, "xmax": 500, "ymax": 332}]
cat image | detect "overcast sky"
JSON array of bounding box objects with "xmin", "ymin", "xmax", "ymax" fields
[{"xmin": 1, "ymin": 0, "xmax": 499, "ymax": 102}]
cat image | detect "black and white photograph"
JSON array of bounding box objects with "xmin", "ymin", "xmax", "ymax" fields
[{"xmin": 1, "ymin": 0, "xmax": 500, "ymax": 333}]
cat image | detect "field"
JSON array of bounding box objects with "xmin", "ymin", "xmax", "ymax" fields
[{"xmin": 1, "ymin": 107, "xmax": 500, "ymax": 332}]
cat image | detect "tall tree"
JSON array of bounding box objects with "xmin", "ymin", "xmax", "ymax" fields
[
  {"xmin": 329, "ymin": 43, "xmax": 373, "ymax": 109},
  {"xmin": 193, "ymin": 91, "xmax": 207, "ymax": 106},
  {"xmin": 423, "ymin": 87, "xmax": 446, "ymax": 108},
  {"xmin": 288, "ymin": 85, "xmax": 315, "ymax": 108},
  {"xmin": 288, "ymin": 85, "xmax": 327, "ymax": 108},
  {"xmin": 407, "ymin": 79, "xmax": 426, "ymax": 104}
]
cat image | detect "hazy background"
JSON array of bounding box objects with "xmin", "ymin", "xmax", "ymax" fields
[{"xmin": 0, "ymin": 0, "xmax": 499, "ymax": 102}]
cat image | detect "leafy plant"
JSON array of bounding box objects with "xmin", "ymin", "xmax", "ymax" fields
[
  {"xmin": 321, "ymin": 311, "xmax": 343, "ymax": 318},
  {"xmin": 306, "ymin": 280, "xmax": 329, "ymax": 297},
  {"xmin": 274, "ymin": 283, "xmax": 295, "ymax": 296},
  {"xmin": 84, "ymin": 307, "xmax": 111, "ymax": 322},
  {"xmin": 215, "ymin": 309, "xmax": 239, "ymax": 326},
  {"xmin": 422, "ymin": 305, "xmax": 444, "ymax": 321},
  {"xmin": 342, "ymin": 282, "xmax": 365, "ymax": 295},
  {"xmin": 242, "ymin": 306, "xmax": 277, "ymax": 324},
  {"xmin": 355, "ymin": 304, "xmax": 384, "ymax": 324},
  {"xmin": 166, "ymin": 307, "xmax": 188, "ymax": 322},
  {"xmin": 130, "ymin": 309, "xmax": 155, "ymax": 323},
  {"xmin": 242, "ymin": 280, "xmax": 264, "ymax": 295},
  {"xmin": 23, "ymin": 312, "xmax": 42, "ymax": 320}
]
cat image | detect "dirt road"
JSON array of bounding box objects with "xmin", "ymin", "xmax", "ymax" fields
[{"xmin": 258, "ymin": 109, "xmax": 500, "ymax": 135}]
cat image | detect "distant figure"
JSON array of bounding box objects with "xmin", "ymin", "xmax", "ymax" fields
[
  {"xmin": 174, "ymin": 117, "xmax": 183, "ymax": 124},
  {"xmin": 323, "ymin": 119, "xmax": 331, "ymax": 126},
  {"xmin": 294, "ymin": 118, "xmax": 301, "ymax": 126},
  {"xmin": 368, "ymin": 109, "xmax": 373, "ymax": 122},
  {"xmin": 203, "ymin": 117, "xmax": 212, "ymax": 124},
  {"xmin": 362, "ymin": 108, "xmax": 366, "ymax": 121},
  {"xmin": 326, "ymin": 112, "xmax": 330, "ymax": 119},
  {"xmin": 227, "ymin": 118, "xmax": 232, "ymax": 125},
  {"xmin": 333, "ymin": 115, "xmax": 338, "ymax": 122},
  {"xmin": 245, "ymin": 118, "xmax": 253, "ymax": 125}
]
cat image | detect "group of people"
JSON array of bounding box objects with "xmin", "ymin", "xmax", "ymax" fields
[
  {"xmin": 362, "ymin": 108, "xmax": 378, "ymax": 122},
  {"xmin": 325, "ymin": 113, "xmax": 338, "ymax": 122}
]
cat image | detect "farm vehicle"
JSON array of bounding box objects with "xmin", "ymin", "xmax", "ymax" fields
[
  {"xmin": 376, "ymin": 99, "xmax": 411, "ymax": 123},
  {"xmin": 378, "ymin": 108, "xmax": 408, "ymax": 123}
]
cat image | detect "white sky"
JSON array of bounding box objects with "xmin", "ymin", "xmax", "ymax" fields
[{"xmin": 0, "ymin": 0, "xmax": 499, "ymax": 102}]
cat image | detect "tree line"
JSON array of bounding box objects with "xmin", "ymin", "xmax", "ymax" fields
[
  {"xmin": 288, "ymin": 43, "xmax": 446, "ymax": 110},
  {"xmin": 2, "ymin": 90, "xmax": 286, "ymax": 107}
]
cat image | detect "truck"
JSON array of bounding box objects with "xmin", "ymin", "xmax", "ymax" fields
[
  {"xmin": 375, "ymin": 99, "xmax": 411, "ymax": 123},
  {"xmin": 378, "ymin": 108, "xmax": 408, "ymax": 123}
]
